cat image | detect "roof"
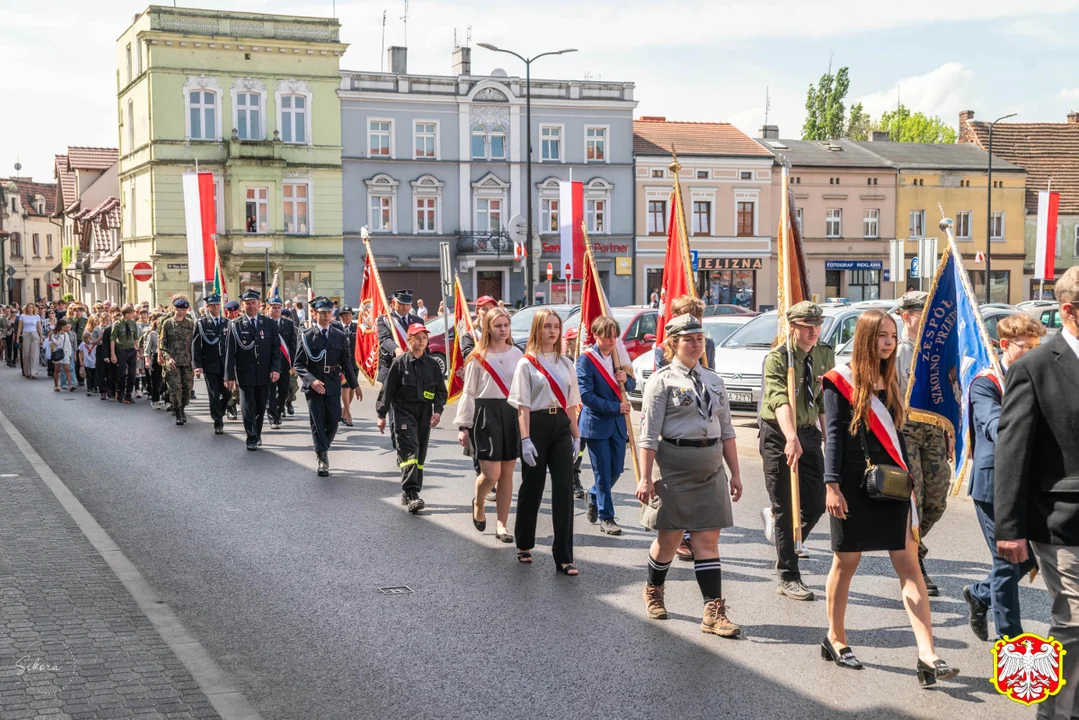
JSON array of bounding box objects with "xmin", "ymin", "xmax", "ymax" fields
[
  {"xmin": 634, "ymin": 119, "xmax": 772, "ymax": 158},
  {"xmin": 54, "ymin": 154, "xmax": 76, "ymax": 211},
  {"xmin": 2, "ymin": 178, "xmax": 57, "ymax": 217},
  {"xmin": 73, "ymin": 196, "xmax": 121, "ymax": 253},
  {"xmin": 847, "ymin": 140, "xmax": 1024, "ymax": 172},
  {"xmin": 961, "ymin": 118, "xmax": 1079, "ymax": 214},
  {"xmin": 751, "ymin": 138, "xmax": 894, "ymax": 168},
  {"xmin": 66, "ymin": 147, "xmax": 118, "ymax": 171}
]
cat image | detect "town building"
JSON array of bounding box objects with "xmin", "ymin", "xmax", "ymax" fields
[
  {"xmin": 0, "ymin": 177, "xmax": 58, "ymax": 305},
  {"xmin": 634, "ymin": 118, "xmax": 775, "ymax": 309},
  {"xmin": 959, "ymin": 110, "xmax": 1079, "ymax": 299},
  {"xmin": 53, "ymin": 148, "xmax": 121, "ymax": 304},
  {"xmin": 116, "ymin": 6, "xmax": 347, "ymax": 306},
  {"xmin": 339, "ymin": 46, "xmax": 637, "ymax": 306}
]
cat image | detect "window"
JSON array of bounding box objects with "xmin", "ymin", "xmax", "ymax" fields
[
  {"xmin": 126, "ymin": 44, "xmax": 132, "ymax": 84},
  {"xmin": 127, "ymin": 100, "xmax": 134, "ymax": 150},
  {"xmin": 370, "ymin": 196, "xmax": 393, "ymax": 232},
  {"xmin": 490, "ymin": 126, "xmax": 506, "ymax": 159},
  {"xmin": 647, "ymin": 200, "xmax": 666, "ymax": 235},
  {"xmin": 135, "ymin": 41, "xmax": 141, "ymax": 75},
  {"xmin": 188, "ymin": 90, "xmax": 217, "ymax": 140},
  {"xmin": 909, "ymin": 209, "xmax": 925, "ymax": 238},
  {"xmin": 1057, "ymin": 224, "xmax": 1063, "ymax": 257},
  {"xmin": 476, "ymin": 198, "xmax": 502, "ymax": 232},
  {"xmin": 33, "ymin": 279, "xmax": 41, "ymax": 301},
  {"xmin": 692, "ymin": 201, "xmax": 711, "ymax": 236},
  {"xmin": 245, "ymin": 187, "xmax": 268, "ymax": 233},
  {"xmin": 955, "ymin": 211, "xmax": 971, "ymax": 239},
  {"xmin": 585, "ymin": 127, "xmax": 606, "ymax": 162},
  {"xmin": 969, "ymin": 270, "xmax": 1010, "ymax": 303},
  {"xmin": 9, "ymin": 232, "xmax": 20, "ymax": 257},
  {"xmin": 863, "ymin": 209, "xmax": 879, "ymax": 239},
  {"xmin": 651, "ymin": 169, "xmax": 664, "ymax": 178},
  {"xmin": 991, "ymin": 211, "xmax": 1004, "ymax": 240},
  {"xmin": 130, "ymin": 183, "xmax": 136, "ymax": 237},
  {"xmin": 794, "ymin": 176, "xmax": 801, "ymax": 184},
  {"xmin": 541, "ymin": 126, "xmax": 561, "ymax": 161},
  {"xmin": 848, "ymin": 270, "xmax": 880, "ymax": 302},
  {"xmin": 586, "ymin": 199, "xmax": 606, "ymax": 234},
  {"xmin": 46, "ymin": 234, "xmax": 53, "ymax": 258},
  {"xmin": 280, "ymin": 94, "xmax": 306, "ymax": 143},
  {"xmin": 414, "ymin": 122, "xmax": 436, "ymax": 159},
  {"xmin": 741, "ymin": 171, "xmax": 753, "ymax": 180},
  {"xmin": 825, "ymin": 269, "xmax": 841, "ymax": 300},
  {"xmin": 826, "ymin": 209, "xmax": 842, "ymax": 238},
  {"xmin": 696, "ymin": 170, "xmax": 709, "ymax": 179},
  {"xmin": 414, "ymin": 197, "xmax": 436, "ymax": 233},
  {"xmin": 236, "ymin": 92, "xmax": 261, "ymax": 140},
  {"xmin": 410, "ymin": 175, "xmax": 442, "ymax": 234},
  {"xmin": 737, "ymin": 202, "xmax": 755, "ymax": 237},
  {"xmin": 795, "ymin": 207, "xmax": 803, "ymax": 233},
  {"xmin": 367, "ymin": 174, "xmax": 399, "ymax": 232},
  {"xmin": 282, "ymin": 184, "xmax": 308, "ymax": 234},
  {"xmin": 32, "ymin": 234, "xmax": 40, "ymax": 257},
  {"xmin": 369, "ymin": 120, "xmax": 391, "ymax": 157},
  {"xmin": 471, "ymin": 124, "xmax": 487, "ymax": 159},
  {"xmin": 541, "ymin": 198, "xmax": 559, "ymax": 234}
]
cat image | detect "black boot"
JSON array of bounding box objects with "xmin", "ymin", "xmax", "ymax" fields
[
  {"xmin": 317, "ymin": 451, "xmax": 329, "ymax": 477},
  {"xmin": 180, "ymin": 408, "xmax": 188, "ymax": 425},
  {"xmin": 286, "ymin": 402, "xmax": 294, "ymax": 416},
  {"xmin": 214, "ymin": 419, "xmax": 224, "ymax": 435},
  {"xmin": 175, "ymin": 407, "xmax": 184, "ymax": 426},
  {"xmin": 919, "ymin": 557, "xmax": 939, "ymax": 597}
]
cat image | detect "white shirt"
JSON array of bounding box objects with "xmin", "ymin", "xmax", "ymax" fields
[
  {"xmin": 417, "ymin": 305, "xmax": 428, "ymax": 320},
  {"xmin": 508, "ymin": 351, "xmax": 582, "ymax": 411},
  {"xmin": 19, "ymin": 314, "xmax": 41, "ymax": 334},
  {"xmin": 1062, "ymin": 326, "xmax": 1079, "ymax": 361},
  {"xmin": 453, "ymin": 347, "xmax": 523, "ymax": 427}
]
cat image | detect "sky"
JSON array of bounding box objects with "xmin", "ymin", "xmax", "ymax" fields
[{"xmin": 3, "ymin": 0, "xmax": 1079, "ymax": 182}]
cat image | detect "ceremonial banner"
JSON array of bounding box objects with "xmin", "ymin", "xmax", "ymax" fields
[
  {"xmin": 355, "ymin": 242, "xmax": 400, "ymax": 385},
  {"xmin": 211, "ymin": 237, "xmax": 227, "ymax": 301},
  {"xmin": 268, "ymin": 271, "xmax": 290, "ymax": 364},
  {"xmin": 576, "ymin": 236, "xmax": 632, "ymax": 368},
  {"xmin": 181, "ymin": 172, "xmax": 217, "ymax": 284},
  {"xmin": 446, "ymin": 275, "xmax": 472, "ymax": 404},
  {"xmin": 1034, "ymin": 190, "xmax": 1060, "ymax": 281},
  {"xmin": 775, "ymin": 166, "xmax": 811, "ymax": 340},
  {"xmin": 558, "ymin": 180, "xmax": 585, "ymax": 280},
  {"xmin": 906, "ymin": 239, "xmax": 1002, "ymax": 494},
  {"xmin": 654, "ymin": 157, "xmax": 696, "ymax": 345}
]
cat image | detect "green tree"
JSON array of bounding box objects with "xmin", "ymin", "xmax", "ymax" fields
[
  {"xmin": 802, "ymin": 66, "xmax": 851, "ymax": 140},
  {"xmin": 844, "ymin": 102, "xmax": 871, "ymax": 140},
  {"xmin": 875, "ymin": 104, "xmax": 957, "ymax": 143}
]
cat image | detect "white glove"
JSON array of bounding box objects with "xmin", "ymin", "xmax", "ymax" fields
[
  {"xmin": 571, "ymin": 437, "xmax": 581, "ymax": 456},
  {"xmin": 521, "ymin": 438, "xmax": 538, "ymax": 467}
]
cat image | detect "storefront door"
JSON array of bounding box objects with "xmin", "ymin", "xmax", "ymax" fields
[{"xmin": 477, "ymin": 271, "xmax": 503, "ymax": 302}]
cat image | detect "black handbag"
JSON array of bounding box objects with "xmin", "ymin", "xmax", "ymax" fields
[
  {"xmin": 51, "ymin": 347, "xmax": 65, "ymax": 362},
  {"xmin": 859, "ymin": 426, "xmax": 912, "ymax": 502}
]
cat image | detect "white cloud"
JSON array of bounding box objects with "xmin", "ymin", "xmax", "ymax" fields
[
  {"xmin": 1058, "ymin": 88, "xmax": 1079, "ymax": 101},
  {"xmin": 857, "ymin": 62, "xmax": 975, "ymax": 124}
]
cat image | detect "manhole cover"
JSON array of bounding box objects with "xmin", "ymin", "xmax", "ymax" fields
[{"xmin": 377, "ymin": 586, "xmax": 413, "ymax": 595}]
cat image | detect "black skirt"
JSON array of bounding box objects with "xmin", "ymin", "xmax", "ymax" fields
[{"xmin": 471, "ymin": 398, "xmax": 520, "ymax": 462}]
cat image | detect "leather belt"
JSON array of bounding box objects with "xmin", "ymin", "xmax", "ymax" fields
[
  {"xmin": 533, "ymin": 407, "xmax": 563, "ymax": 415},
  {"xmin": 663, "ymin": 437, "xmax": 719, "ymax": 448},
  {"xmin": 323, "ymin": 365, "xmax": 341, "ymax": 373}
]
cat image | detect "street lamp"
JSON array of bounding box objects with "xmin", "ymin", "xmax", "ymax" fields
[
  {"xmin": 986, "ymin": 112, "xmax": 1017, "ymax": 303},
  {"xmin": 476, "ymin": 43, "xmax": 577, "ymax": 305}
]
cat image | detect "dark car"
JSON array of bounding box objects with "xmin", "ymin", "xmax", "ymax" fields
[{"xmin": 562, "ymin": 306, "xmax": 658, "ymax": 361}]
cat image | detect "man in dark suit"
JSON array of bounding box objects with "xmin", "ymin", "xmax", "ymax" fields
[
  {"xmin": 963, "ymin": 313, "xmax": 1044, "ymax": 642},
  {"xmin": 225, "ymin": 289, "xmax": 283, "ymax": 450},
  {"xmin": 996, "ymin": 264, "xmax": 1079, "ymax": 720},
  {"xmin": 266, "ymin": 295, "xmax": 297, "ymax": 430},
  {"xmin": 192, "ymin": 294, "xmax": 230, "ymax": 435}
]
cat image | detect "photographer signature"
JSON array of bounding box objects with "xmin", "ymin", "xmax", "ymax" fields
[{"xmin": 15, "ymin": 656, "xmax": 62, "ymax": 675}]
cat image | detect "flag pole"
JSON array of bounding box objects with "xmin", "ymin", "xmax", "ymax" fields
[
  {"xmin": 779, "ymin": 165, "xmax": 803, "ymax": 547},
  {"xmin": 668, "ymin": 147, "xmax": 706, "ymax": 368}
]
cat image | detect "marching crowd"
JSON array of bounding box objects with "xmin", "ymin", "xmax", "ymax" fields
[{"xmin": 4, "ymin": 265, "xmax": 1079, "ymax": 713}]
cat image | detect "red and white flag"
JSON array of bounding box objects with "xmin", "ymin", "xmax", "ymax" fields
[
  {"xmin": 1034, "ymin": 190, "xmax": 1060, "ymax": 281},
  {"xmin": 559, "ymin": 180, "xmax": 584, "ymax": 280},
  {"xmin": 182, "ymin": 172, "xmax": 217, "ymax": 284}
]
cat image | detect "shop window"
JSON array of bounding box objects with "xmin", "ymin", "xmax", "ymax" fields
[
  {"xmin": 847, "ymin": 269, "xmax": 880, "ymax": 302},
  {"xmin": 825, "ymin": 269, "xmax": 841, "ymax": 300},
  {"xmin": 697, "ymin": 269, "xmax": 756, "ymax": 309}
]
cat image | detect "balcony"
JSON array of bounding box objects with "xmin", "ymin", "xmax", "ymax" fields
[{"xmin": 456, "ymin": 230, "xmax": 513, "ymax": 256}]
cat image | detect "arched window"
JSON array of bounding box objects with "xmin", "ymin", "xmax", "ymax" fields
[
  {"xmin": 471, "ymin": 124, "xmax": 487, "ymax": 159},
  {"xmin": 490, "ymin": 125, "xmax": 506, "ymax": 159}
]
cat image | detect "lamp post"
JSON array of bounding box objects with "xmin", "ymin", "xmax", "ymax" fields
[
  {"xmin": 986, "ymin": 112, "xmax": 1017, "ymax": 303},
  {"xmin": 476, "ymin": 43, "xmax": 577, "ymax": 305}
]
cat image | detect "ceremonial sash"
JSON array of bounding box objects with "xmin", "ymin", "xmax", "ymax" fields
[
  {"xmin": 476, "ymin": 356, "xmax": 511, "ymax": 398},
  {"xmin": 584, "ymin": 348, "xmax": 621, "ymax": 396},
  {"xmin": 525, "ymin": 353, "xmax": 568, "ymax": 411},
  {"xmin": 973, "ymin": 368, "xmax": 1003, "ymax": 395}
]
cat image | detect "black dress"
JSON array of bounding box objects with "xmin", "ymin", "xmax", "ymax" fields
[{"xmin": 822, "ymin": 379, "xmax": 912, "ymax": 553}]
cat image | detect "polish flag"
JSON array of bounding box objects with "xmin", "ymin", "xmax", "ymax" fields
[
  {"xmin": 559, "ymin": 180, "xmax": 584, "ymax": 280},
  {"xmin": 182, "ymin": 172, "xmax": 218, "ymax": 284},
  {"xmin": 1034, "ymin": 190, "xmax": 1060, "ymax": 281}
]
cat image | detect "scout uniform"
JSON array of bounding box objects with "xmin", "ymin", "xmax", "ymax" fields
[
  {"xmin": 112, "ymin": 314, "xmax": 140, "ymax": 403},
  {"xmin": 159, "ymin": 298, "xmax": 196, "ymax": 425},
  {"xmin": 758, "ymin": 301, "xmax": 834, "ymax": 601},
  {"xmin": 895, "ymin": 290, "xmax": 949, "ymax": 595},
  {"xmin": 225, "ymin": 289, "xmax": 283, "ymax": 451},
  {"xmin": 191, "ymin": 294, "xmax": 230, "ymax": 434}
]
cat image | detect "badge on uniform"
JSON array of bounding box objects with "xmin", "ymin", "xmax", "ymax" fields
[
  {"xmin": 400, "ymin": 424, "xmax": 407, "ymax": 430},
  {"xmin": 673, "ymin": 388, "xmax": 693, "ymax": 407}
]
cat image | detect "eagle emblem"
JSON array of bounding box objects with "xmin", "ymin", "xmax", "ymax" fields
[{"xmin": 992, "ymin": 633, "xmax": 1066, "ymax": 706}]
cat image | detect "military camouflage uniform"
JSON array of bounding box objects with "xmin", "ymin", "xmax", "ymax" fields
[{"xmin": 159, "ymin": 314, "xmax": 195, "ymax": 409}]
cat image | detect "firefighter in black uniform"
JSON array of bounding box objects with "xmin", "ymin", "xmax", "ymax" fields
[
  {"xmin": 225, "ymin": 289, "xmax": 283, "ymax": 451},
  {"xmin": 376, "ymin": 322, "xmax": 447, "ymax": 513},
  {"xmin": 267, "ymin": 295, "xmax": 298, "ymax": 430},
  {"xmin": 223, "ymin": 300, "xmax": 242, "ymax": 419},
  {"xmin": 295, "ymin": 297, "xmax": 359, "ymax": 476},
  {"xmin": 376, "ymin": 290, "xmax": 425, "ymax": 448},
  {"xmin": 192, "ymin": 293, "xmax": 230, "ymax": 435}
]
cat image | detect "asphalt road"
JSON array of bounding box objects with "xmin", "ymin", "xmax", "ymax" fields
[{"xmin": 0, "ymin": 365, "xmax": 1052, "ymax": 719}]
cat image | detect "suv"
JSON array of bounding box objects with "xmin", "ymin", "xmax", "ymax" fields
[{"xmin": 1025, "ymin": 303, "xmax": 1063, "ymax": 336}]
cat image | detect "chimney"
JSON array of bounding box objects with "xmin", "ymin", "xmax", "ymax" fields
[
  {"xmin": 758, "ymin": 124, "xmax": 779, "ymax": 139},
  {"xmin": 387, "ymin": 46, "xmax": 407, "ymax": 75},
  {"xmin": 959, "ymin": 110, "xmax": 975, "ymax": 125},
  {"xmin": 869, "ymin": 130, "xmax": 890, "ymax": 142},
  {"xmin": 452, "ymin": 46, "xmax": 471, "ymax": 76},
  {"xmin": 1068, "ymin": 112, "xmax": 1079, "ymax": 124}
]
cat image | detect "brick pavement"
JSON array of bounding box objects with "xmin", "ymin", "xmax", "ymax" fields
[{"xmin": 0, "ymin": 419, "xmax": 222, "ymax": 720}]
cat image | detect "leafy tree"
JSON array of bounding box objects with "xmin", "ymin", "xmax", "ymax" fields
[
  {"xmin": 845, "ymin": 102, "xmax": 871, "ymax": 140},
  {"xmin": 803, "ymin": 66, "xmax": 850, "ymax": 140},
  {"xmin": 875, "ymin": 104, "xmax": 957, "ymax": 143}
]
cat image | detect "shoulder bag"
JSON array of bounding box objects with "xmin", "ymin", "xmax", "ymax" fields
[{"xmin": 859, "ymin": 425, "xmax": 912, "ymax": 502}]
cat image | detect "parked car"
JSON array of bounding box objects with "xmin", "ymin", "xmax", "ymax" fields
[
  {"xmin": 1016, "ymin": 299, "xmax": 1056, "ymax": 311},
  {"xmin": 702, "ymin": 304, "xmax": 758, "ymax": 317},
  {"xmin": 511, "ymin": 304, "xmax": 579, "ymax": 352},
  {"xmin": 981, "ymin": 306, "xmax": 1026, "ymax": 351},
  {"xmin": 421, "ymin": 314, "xmax": 454, "ymax": 376},
  {"xmin": 563, "ymin": 306, "xmax": 658, "ymax": 361},
  {"xmin": 1025, "ymin": 302, "xmax": 1063, "ymax": 336},
  {"xmin": 980, "ymin": 302, "xmax": 1017, "ymax": 311}
]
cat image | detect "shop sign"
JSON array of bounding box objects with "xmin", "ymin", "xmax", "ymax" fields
[
  {"xmin": 615, "ymin": 257, "xmax": 632, "ymax": 275},
  {"xmin": 825, "ymin": 260, "xmax": 882, "ymax": 271},
  {"xmin": 697, "ymin": 257, "xmax": 764, "ymax": 271},
  {"xmin": 166, "ymin": 263, "xmax": 188, "ymax": 270},
  {"xmin": 541, "ymin": 242, "xmax": 630, "ymax": 255}
]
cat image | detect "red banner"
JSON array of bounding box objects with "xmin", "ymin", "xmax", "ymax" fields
[
  {"xmin": 655, "ymin": 177, "xmax": 695, "ymax": 344},
  {"xmin": 447, "ymin": 276, "xmax": 471, "ymax": 403},
  {"xmin": 355, "ymin": 251, "xmax": 393, "ymax": 385}
]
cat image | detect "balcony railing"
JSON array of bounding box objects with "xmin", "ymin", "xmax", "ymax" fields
[{"xmin": 456, "ymin": 230, "xmax": 513, "ymax": 256}]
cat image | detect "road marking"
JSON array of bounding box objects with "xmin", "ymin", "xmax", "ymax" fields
[{"xmin": 0, "ymin": 405, "xmax": 262, "ymax": 720}]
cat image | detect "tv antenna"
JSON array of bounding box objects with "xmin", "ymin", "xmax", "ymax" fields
[
  {"xmin": 380, "ymin": 10, "xmax": 387, "ymax": 71},
  {"xmin": 400, "ymin": 0, "xmax": 409, "ymax": 47},
  {"xmin": 764, "ymin": 86, "xmax": 771, "ymax": 126}
]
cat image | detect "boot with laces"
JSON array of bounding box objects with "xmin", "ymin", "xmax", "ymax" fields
[
  {"xmin": 701, "ymin": 598, "xmax": 741, "ymax": 638},
  {"xmin": 643, "ymin": 583, "xmax": 668, "ymax": 620}
]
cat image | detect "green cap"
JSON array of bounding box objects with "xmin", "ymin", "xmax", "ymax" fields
[
  {"xmin": 665, "ymin": 313, "xmax": 704, "ymax": 337},
  {"xmin": 897, "ymin": 291, "xmax": 928, "ymax": 312},
  {"xmin": 786, "ymin": 301, "xmax": 825, "ymax": 326}
]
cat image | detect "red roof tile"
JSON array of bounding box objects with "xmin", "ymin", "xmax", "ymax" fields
[
  {"xmin": 54, "ymin": 154, "xmax": 77, "ymax": 211},
  {"xmin": 66, "ymin": 147, "xmax": 118, "ymax": 171},
  {"xmin": 633, "ymin": 119, "xmax": 772, "ymax": 158},
  {"xmin": 4, "ymin": 178, "xmax": 57, "ymax": 217}
]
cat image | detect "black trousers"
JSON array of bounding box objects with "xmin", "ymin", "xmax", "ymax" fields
[
  {"xmin": 515, "ymin": 409, "xmax": 574, "ymax": 566},
  {"xmin": 84, "ymin": 367, "xmax": 97, "ymax": 393},
  {"xmin": 99, "ymin": 361, "xmax": 116, "ymax": 397},
  {"xmin": 267, "ymin": 374, "xmax": 290, "ymax": 424},
  {"xmin": 239, "ymin": 384, "xmax": 269, "ymax": 442},
  {"xmin": 115, "ymin": 348, "xmax": 137, "ymax": 400},
  {"xmin": 760, "ymin": 421, "xmax": 826, "ymax": 582},
  {"xmin": 150, "ymin": 359, "xmax": 163, "ymax": 402},
  {"xmin": 74, "ymin": 346, "xmax": 84, "ymax": 385},
  {"xmin": 394, "ymin": 402, "xmax": 432, "ymax": 494},
  {"xmin": 203, "ymin": 372, "xmax": 229, "ymax": 422},
  {"xmin": 308, "ymin": 387, "xmax": 343, "ymax": 453}
]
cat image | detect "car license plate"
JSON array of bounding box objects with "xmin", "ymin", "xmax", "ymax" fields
[{"xmin": 728, "ymin": 392, "xmax": 754, "ymax": 404}]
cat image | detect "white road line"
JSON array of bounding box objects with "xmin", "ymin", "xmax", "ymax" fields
[{"xmin": 0, "ymin": 404, "xmax": 262, "ymax": 720}]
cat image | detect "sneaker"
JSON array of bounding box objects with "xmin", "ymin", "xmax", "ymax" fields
[
  {"xmin": 701, "ymin": 598, "xmax": 741, "ymax": 638},
  {"xmin": 226, "ymin": 408, "xmax": 238, "ymax": 420},
  {"xmin": 761, "ymin": 506, "xmax": 775, "ymax": 544},
  {"xmin": 599, "ymin": 518, "xmax": 622, "ymax": 536},
  {"xmin": 586, "ymin": 503, "xmax": 598, "ymax": 524},
  {"xmin": 962, "ymin": 585, "xmax": 989, "ymax": 642},
  {"xmin": 795, "ymin": 542, "xmax": 810, "ymax": 559},
  {"xmin": 676, "ymin": 536, "xmax": 694, "ymax": 562},
  {"xmin": 643, "ymin": 583, "xmax": 668, "ymax": 620},
  {"xmin": 405, "ymin": 492, "xmax": 425, "ymax": 514},
  {"xmin": 919, "ymin": 557, "xmax": 940, "ymax": 597},
  {"xmin": 136, "ymin": 392, "xmax": 142, "ymax": 399},
  {"xmin": 776, "ymin": 579, "xmax": 815, "ymax": 601},
  {"xmin": 271, "ymin": 422, "xmax": 282, "ymax": 430},
  {"xmin": 572, "ymin": 478, "xmax": 586, "ymax": 499}
]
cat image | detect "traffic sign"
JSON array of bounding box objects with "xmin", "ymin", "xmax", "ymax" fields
[
  {"xmin": 5, "ymin": 266, "xmax": 14, "ymax": 277},
  {"xmin": 910, "ymin": 256, "xmax": 920, "ymax": 279},
  {"xmin": 132, "ymin": 262, "xmax": 153, "ymax": 283},
  {"xmin": 49, "ymin": 280, "xmax": 60, "ymax": 288},
  {"xmin": 546, "ymin": 263, "xmax": 553, "ymax": 282},
  {"xmin": 690, "ymin": 250, "xmax": 699, "ymax": 273}
]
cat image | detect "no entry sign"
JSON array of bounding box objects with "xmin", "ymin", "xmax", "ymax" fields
[{"xmin": 132, "ymin": 262, "xmax": 153, "ymax": 282}]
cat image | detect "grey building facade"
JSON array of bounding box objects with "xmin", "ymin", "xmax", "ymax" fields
[{"xmin": 339, "ymin": 47, "xmax": 637, "ymax": 307}]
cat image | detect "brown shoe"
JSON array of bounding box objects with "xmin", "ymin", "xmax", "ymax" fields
[
  {"xmin": 701, "ymin": 598, "xmax": 741, "ymax": 638},
  {"xmin": 675, "ymin": 537, "xmax": 694, "ymax": 562},
  {"xmin": 643, "ymin": 583, "xmax": 668, "ymax": 620}
]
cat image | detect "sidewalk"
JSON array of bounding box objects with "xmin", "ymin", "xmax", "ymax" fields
[{"xmin": 0, "ymin": 417, "xmax": 221, "ymax": 719}]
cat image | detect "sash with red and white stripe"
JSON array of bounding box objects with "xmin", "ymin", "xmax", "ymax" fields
[
  {"xmin": 525, "ymin": 353, "xmax": 568, "ymax": 411},
  {"xmin": 973, "ymin": 368, "xmax": 1003, "ymax": 395},
  {"xmin": 476, "ymin": 356, "xmax": 511, "ymax": 398},
  {"xmin": 584, "ymin": 348, "xmax": 621, "ymax": 396}
]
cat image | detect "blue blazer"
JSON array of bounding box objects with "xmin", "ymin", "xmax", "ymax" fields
[
  {"xmin": 577, "ymin": 351, "xmax": 636, "ymax": 441},
  {"xmin": 969, "ymin": 371, "xmax": 1004, "ymax": 504}
]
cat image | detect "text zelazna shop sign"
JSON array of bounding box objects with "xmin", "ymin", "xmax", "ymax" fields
[{"xmin": 697, "ymin": 257, "xmax": 764, "ymax": 271}]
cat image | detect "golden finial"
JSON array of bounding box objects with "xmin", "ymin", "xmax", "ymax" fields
[{"xmin": 668, "ymin": 144, "xmax": 681, "ymax": 175}]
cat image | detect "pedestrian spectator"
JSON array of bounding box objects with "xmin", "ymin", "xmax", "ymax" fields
[
  {"xmin": 95, "ymin": 310, "xmax": 115, "ymax": 400},
  {"xmin": 436, "ymin": 300, "xmax": 445, "ymax": 317},
  {"xmin": 69, "ymin": 304, "xmax": 88, "ymax": 387},
  {"xmin": 5, "ymin": 307, "xmax": 19, "ymax": 367},
  {"xmin": 820, "ymin": 309, "xmax": 957, "ymax": 685},
  {"xmin": 111, "ymin": 303, "xmax": 141, "ymax": 404},
  {"xmin": 649, "ymin": 291, "xmax": 660, "ymax": 309},
  {"xmin": 79, "ymin": 331, "xmax": 97, "ymax": 396},
  {"xmin": 996, "ymin": 264, "xmax": 1079, "ymax": 720},
  {"xmin": 416, "ymin": 298, "xmax": 428, "ymax": 321},
  {"xmin": 17, "ymin": 303, "xmax": 43, "ymax": 379},
  {"xmin": 47, "ymin": 318, "xmax": 76, "ymax": 392},
  {"xmin": 0, "ymin": 308, "xmax": 9, "ymax": 368}
]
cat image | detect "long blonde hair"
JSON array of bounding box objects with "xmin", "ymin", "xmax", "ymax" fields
[
  {"xmin": 467, "ymin": 307, "xmax": 511, "ymax": 364},
  {"xmin": 524, "ymin": 308, "xmax": 563, "ymax": 360},
  {"xmin": 848, "ymin": 310, "xmax": 905, "ymax": 434}
]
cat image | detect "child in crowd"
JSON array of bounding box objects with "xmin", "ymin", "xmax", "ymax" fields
[{"xmin": 79, "ymin": 332, "xmax": 97, "ymax": 396}]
